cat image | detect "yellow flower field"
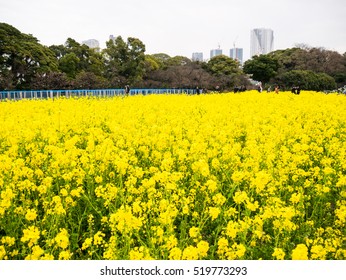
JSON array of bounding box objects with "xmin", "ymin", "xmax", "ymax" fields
[{"xmin": 0, "ymin": 91, "xmax": 345, "ymax": 260}]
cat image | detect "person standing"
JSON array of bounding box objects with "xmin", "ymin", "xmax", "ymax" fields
[
  {"xmin": 257, "ymin": 82, "xmax": 263, "ymax": 93},
  {"xmin": 296, "ymin": 86, "xmax": 301, "ymax": 95},
  {"xmin": 275, "ymin": 85, "xmax": 279, "ymax": 94},
  {"xmin": 125, "ymin": 85, "xmax": 130, "ymax": 96}
]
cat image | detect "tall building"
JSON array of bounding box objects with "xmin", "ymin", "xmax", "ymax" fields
[
  {"xmin": 192, "ymin": 52, "xmax": 203, "ymax": 62},
  {"xmin": 230, "ymin": 48, "xmax": 243, "ymax": 65},
  {"xmin": 210, "ymin": 48, "xmax": 222, "ymax": 58},
  {"xmin": 82, "ymin": 39, "xmax": 100, "ymax": 51},
  {"xmin": 250, "ymin": 28, "xmax": 274, "ymax": 57}
]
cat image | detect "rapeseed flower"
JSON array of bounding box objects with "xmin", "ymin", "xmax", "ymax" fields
[
  {"xmin": 208, "ymin": 207, "xmax": 221, "ymax": 220},
  {"xmin": 310, "ymin": 245, "xmax": 327, "ymax": 260},
  {"xmin": 226, "ymin": 221, "xmax": 239, "ymax": 239},
  {"xmin": 25, "ymin": 209, "xmax": 37, "ymax": 221},
  {"xmin": 233, "ymin": 191, "xmax": 249, "ymax": 204},
  {"xmin": 0, "ymin": 246, "xmax": 6, "ymax": 260},
  {"xmin": 196, "ymin": 241, "xmax": 209, "ymax": 258},
  {"xmin": 21, "ymin": 226, "xmax": 40, "ymax": 247},
  {"xmin": 291, "ymin": 244, "xmax": 309, "ymax": 260},
  {"xmin": 82, "ymin": 237, "xmax": 93, "ymax": 250},
  {"xmin": 55, "ymin": 228, "xmax": 69, "ymax": 249},
  {"xmin": 189, "ymin": 227, "xmax": 200, "ymax": 239},
  {"xmin": 59, "ymin": 250, "xmax": 72, "ymax": 260},
  {"xmin": 1, "ymin": 236, "xmax": 15, "ymax": 246},
  {"xmin": 272, "ymin": 248, "xmax": 285, "ymax": 260},
  {"xmin": 129, "ymin": 246, "xmax": 152, "ymax": 260},
  {"xmin": 93, "ymin": 231, "xmax": 105, "ymax": 246},
  {"xmin": 212, "ymin": 193, "xmax": 226, "ymax": 206},
  {"xmin": 182, "ymin": 245, "xmax": 199, "ymax": 260},
  {"xmin": 25, "ymin": 245, "xmax": 45, "ymax": 260},
  {"xmin": 169, "ymin": 247, "xmax": 182, "ymax": 260},
  {"xmin": 0, "ymin": 91, "xmax": 345, "ymax": 260}
]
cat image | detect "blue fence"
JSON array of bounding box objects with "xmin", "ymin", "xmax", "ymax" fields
[{"xmin": 0, "ymin": 88, "xmax": 198, "ymax": 100}]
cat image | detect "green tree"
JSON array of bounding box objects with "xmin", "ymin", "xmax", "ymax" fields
[
  {"xmin": 271, "ymin": 47, "xmax": 346, "ymax": 87},
  {"xmin": 206, "ymin": 55, "xmax": 241, "ymax": 76},
  {"xmin": 59, "ymin": 52, "xmax": 80, "ymax": 78},
  {"xmin": 0, "ymin": 22, "xmax": 58, "ymax": 89},
  {"xmin": 167, "ymin": 56, "xmax": 191, "ymax": 67},
  {"xmin": 278, "ymin": 70, "xmax": 336, "ymax": 91},
  {"xmin": 204, "ymin": 55, "xmax": 242, "ymax": 90},
  {"xmin": 243, "ymin": 54, "xmax": 279, "ymax": 85},
  {"xmin": 103, "ymin": 36, "xmax": 146, "ymax": 86},
  {"xmin": 144, "ymin": 55, "xmax": 160, "ymax": 72},
  {"xmin": 151, "ymin": 53, "xmax": 171, "ymax": 69},
  {"xmin": 50, "ymin": 38, "xmax": 104, "ymax": 79}
]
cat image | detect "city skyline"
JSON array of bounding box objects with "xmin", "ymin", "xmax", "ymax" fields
[
  {"xmin": 194, "ymin": 46, "xmax": 244, "ymax": 63},
  {"xmin": 80, "ymin": 37, "xmax": 242, "ymax": 62},
  {"xmin": 82, "ymin": 34, "xmax": 245, "ymax": 62},
  {"xmin": 1, "ymin": 0, "xmax": 345, "ymax": 61}
]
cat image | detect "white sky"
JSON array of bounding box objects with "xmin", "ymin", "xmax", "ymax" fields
[{"xmin": 1, "ymin": 0, "xmax": 345, "ymax": 61}]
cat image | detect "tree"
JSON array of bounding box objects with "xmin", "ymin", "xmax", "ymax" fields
[
  {"xmin": 59, "ymin": 52, "xmax": 80, "ymax": 78},
  {"xmin": 31, "ymin": 72, "xmax": 71, "ymax": 90},
  {"xmin": 271, "ymin": 47, "xmax": 346, "ymax": 87},
  {"xmin": 278, "ymin": 70, "xmax": 336, "ymax": 91},
  {"xmin": 143, "ymin": 61, "xmax": 215, "ymax": 89},
  {"xmin": 167, "ymin": 56, "xmax": 191, "ymax": 67},
  {"xmin": 243, "ymin": 54, "xmax": 279, "ymax": 85},
  {"xmin": 151, "ymin": 53, "xmax": 171, "ymax": 69},
  {"xmin": 103, "ymin": 36, "xmax": 146, "ymax": 86},
  {"xmin": 74, "ymin": 71, "xmax": 108, "ymax": 89},
  {"xmin": 206, "ymin": 55, "xmax": 240, "ymax": 76},
  {"xmin": 50, "ymin": 38, "xmax": 105, "ymax": 79},
  {"xmin": 0, "ymin": 22, "xmax": 58, "ymax": 89},
  {"xmin": 204, "ymin": 55, "xmax": 243, "ymax": 90},
  {"xmin": 144, "ymin": 55, "xmax": 160, "ymax": 72}
]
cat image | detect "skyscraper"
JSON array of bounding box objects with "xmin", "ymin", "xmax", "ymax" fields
[
  {"xmin": 250, "ymin": 28, "xmax": 274, "ymax": 57},
  {"xmin": 210, "ymin": 48, "xmax": 222, "ymax": 59},
  {"xmin": 230, "ymin": 48, "xmax": 244, "ymax": 65},
  {"xmin": 192, "ymin": 52, "xmax": 203, "ymax": 62}
]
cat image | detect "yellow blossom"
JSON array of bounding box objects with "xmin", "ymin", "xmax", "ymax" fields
[
  {"xmin": 169, "ymin": 247, "xmax": 182, "ymax": 260},
  {"xmin": 196, "ymin": 241, "xmax": 209, "ymax": 258},
  {"xmin": 311, "ymin": 245, "xmax": 327, "ymax": 260},
  {"xmin": 272, "ymin": 248, "xmax": 285, "ymax": 260},
  {"xmin": 82, "ymin": 237, "xmax": 93, "ymax": 250},
  {"xmin": 25, "ymin": 209, "xmax": 38, "ymax": 221},
  {"xmin": 182, "ymin": 245, "xmax": 199, "ymax": 260},
  {"xmin": 55, "ymin": 228, "xmax": 69, "ymax": 249},
  {"xmin": 21, "ymin": 226, "xmax": 40, "ymax": 247},
  {"xmin": 189, "ymin": 227, "xmax": 200, "ymax": 239},
  {"xmin": 233, "ymin": 191, "xmax": 249, "ymax": 204},
  {"xmin": 291, "ymin": 244, "xmax": 309, "ymax": 260},
  {"xmin": 208, "ymin": 207, "xmax": 221, "ymax": 220},
  {"xmin": 59, "ymin": 250, "xmax": 72, "ymax": 260}
]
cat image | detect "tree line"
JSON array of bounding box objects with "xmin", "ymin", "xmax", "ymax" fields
[{"xmin": 1, "ymin": 23, "xmax": 345, "ymax": 91}]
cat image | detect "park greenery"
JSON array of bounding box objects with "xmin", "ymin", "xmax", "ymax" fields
[{"xmin": 1, "ymin": 22, "xmax": 345, "ymax": 91}]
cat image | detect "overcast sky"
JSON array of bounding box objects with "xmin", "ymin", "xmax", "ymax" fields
[{"xmin": 1, "ymin": 0, "xmax": 345, "ymax": 61}]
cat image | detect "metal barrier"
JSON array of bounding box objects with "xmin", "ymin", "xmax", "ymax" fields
[{"xmin": 0, "ymin": 88, "xmax": 197, "ymax": 100}]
